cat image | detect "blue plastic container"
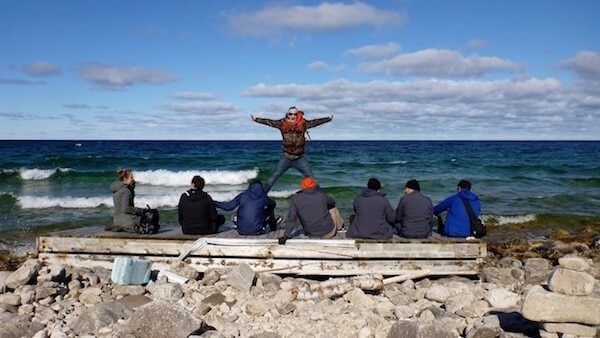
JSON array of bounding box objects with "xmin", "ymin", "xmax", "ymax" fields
[{"xmin": 111, "ymin": 257, "xmax": 151, "ymax": 285}]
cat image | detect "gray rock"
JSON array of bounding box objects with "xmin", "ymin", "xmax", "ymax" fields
[
  {"xmin": 456, "ymin": 300, "xmax": 489, "ymax": 318},
  {"xmin": 196, "ymin": 331, "xmax": 225, "ymax": 338},
  {"xmin": 482, "ymin": 267, "xmax": 519, "ymax": 287},
  {"xmin": 0, "ymin": 314, "xmax": 45, "ymax": 338},
  {"xmin": 36, "ymin": 265, "xmax": 66, "ymax": 284},
  {"xmin": 444, "ymin": 292, "xmax": 475, "ymax": 314},
  {"xmin": 272, "ymin": 289, "xmax": 294, "ymax": 306},
  {"xmin": 225, "ymin": 263, "xmax": 255, "ymax": 292},
  {"xmin": 425, "ymin": 284, "xmax": 450, "ymax": 303},
  {"xmin": 0, "ymin": 302, "xmax": 17, "ymax": 313},
  {"xmin": 204, "ymin": 312, "xmax": 239, "ymax": 337},
  {"xmin": 558, "ymin": 255, "xmax": 591, "ymax": 272},
  {"xmin": 497, "ymin": 257, "xmax": 523, "ymax": 269},
  {"xmin": 387, "ymin": 320, "xmax": 456, "ymax": 338},
  {"xmin": 169, "ymin": 262, "xmax": 200, "ymax": 280},
  {"xmin": 498, "ymin": 333, "xmax": 529, "ymax": 338},
  {"xmin": 147, "ymin": 282, "xmax": 183, "ymax": 301},
  {"xmin": 343, "ymin": 288, "xmax": 375, "ymax": 309},
  {"xmin": 78, "ymin": 287, "xmax": 103, "ymax": 305},
  {"xmin": 541, "ymin": 322, "xmax": 597, "ymax": 336},
  {"xmin": 5, "ymin": 259, "xmax": 41, "ymax": 289},
  {"xmin": 68, "ymin": 301, "xmax": 133, "ymax": 335},
  {"xmin": 111, "ymin": 284, "xmax": 145, "ymax": 296},
  {"xmin": 49, "ymin": 329, "xmax": 68, "ymax": 338},
  {"xmin": 0, "ymin": 271, "xmax": 12, "ymax": 291},
  {"xmin": 547, "ymin": 267, "xmax": 595, "ymax": 296},
  {"xmin": 257, "ymin": 273, "xmax": 282, "ymax": 288},
  {"xmin": 538, "ymin": 330, "xmax": 559, "ymax": 338},
  {"xmin": 245, "ymin": 298, "xmax": 268, "ymax": 316},
  {"xmin": 465, "ymin": 327, "xmax": 500, "ymax": 338},
  {"xmin": 399, "ymin": 279, "xmax": 415, "ymax": 293},
  {"xmin": 121, "ymin": 300, "xmax": 203, "ymax": 338},
  {"xmin": 35, "ymin": 286, "xmax": 58, "ymax": 300},
  {"xmin": 249, "ymin": 332, "xmax": 281, "ymax": 338},
  {"xmin": 394, "ymin": 305, "xmax": 416, "ymax": 319},
  {"xmin": 522, "ymin": 285, "xmax": 600, "ymax": 325},
  {"xmin": 485, "ymin": 288, "xmax": 520, "ymax": 309},
  {"xmin": 31, "ymin": 329, "xmax": 48, "ymax": 338},
  {"xmin": 201, "ymin": 269, "xmax": 221, "ymax": 286},
  {"xmin": 384, "ymin": 287, "xmax": 411, "ymax": 305},
  {"xmin": 276, "ymin": 302, "xmax": 296, "ymax": 315},
  {"xmin": 18, "ymin": 303, "xmax": 34, "ymax": 315},
  {"xmin": 524, "ymin": 258, "xmax": 551, "ymax": 285},
  {"xmin": 0, "ymin": 293, "xmax": 21, "ymax": 306},
  {"xmin": 115, "ymin": 294, "xmax": 153, "ymax": 309},
  {"xmin": 374, "ymin": 299, "xmax": 396, "ymax": 318}
]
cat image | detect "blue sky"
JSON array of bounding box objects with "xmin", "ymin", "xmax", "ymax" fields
[{"xmin": 1, "ymin": 1, "xmax": 599, "ymax": 140}]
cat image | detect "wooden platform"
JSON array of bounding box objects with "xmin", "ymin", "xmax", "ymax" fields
[{"xmin": 36, "ymin": 225, "xmax": 487, "ymax": 276}]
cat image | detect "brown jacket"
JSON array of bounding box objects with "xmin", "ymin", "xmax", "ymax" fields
[{"xmin": 254, "ymin": 116, "xmax": 332, "ymax": 159}]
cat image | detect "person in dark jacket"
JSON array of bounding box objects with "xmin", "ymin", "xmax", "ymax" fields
[
  {"xmin": 252, "ymin": 107, "xmax": 333, "ymax": 192},
  {"xmin": 178, "ymin": 175, "xmax": 225, "ymax": 235},
  {"xmin": 214, "ymin": 179, "xmax": 279, "ymax": 235},
  {"xmin": 395, "ymin": 179, "xmax": 434, "ymax": 238},
  {"xmin": 278, "ymin": 177, "xmax": 343, "ymax": 243},
  {"xmin": 433, "ymin": 179, "xmax": 481, "ymax": 238},
  {"xmin": 107, "ymin": 169, "xmax": 143, "ymax": 232},
  {"xmin": 347, "ymin": 178, "xmax": 395, "ymax": 240}
]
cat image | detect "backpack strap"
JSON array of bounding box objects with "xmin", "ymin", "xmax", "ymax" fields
[{"xmin": 459, "ymin": 196, "xmax": 477, "ymax": 223}]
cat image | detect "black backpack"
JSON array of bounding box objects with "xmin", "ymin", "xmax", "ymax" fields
[
  {"xmin": 459, "ymin": 197, "xmax": 486, "ymax": 238},
  {"xmin": 135, "ymin": 205, "xmax": 160, "ymax": 234}
]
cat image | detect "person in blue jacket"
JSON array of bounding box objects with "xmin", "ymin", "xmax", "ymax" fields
[
  {"xmin": 433, "ymin": 179, "xmax": 481, "ymax": 237},
  {"xmin": 214, "ymin": 179, "xmax": 280, "ymax": 235}
]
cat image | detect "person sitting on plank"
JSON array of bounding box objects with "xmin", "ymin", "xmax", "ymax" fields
[
  {"xmin": 347, "ymin": 177, "xmax": 396, "ymax": 240},
  {"xmin": 178, "ymin": 175, "xmax": 225, "ymax": 235},
  {"xmin": 395, "ymin": 179, "xmax": 434, "ymax": 238}
]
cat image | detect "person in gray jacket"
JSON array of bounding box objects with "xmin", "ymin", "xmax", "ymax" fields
[
  {"xmin": 395, "ymin": 179, "xmax": 434, "ymax": 238},
  {"xmin": 107, "ymin": 169, "xmax": 144, "ymax": 232},
  {"xmin": 278, "ymin": 176, "xmax": 343, "ymax": 243},
  {"xmin": 347, "ymin": 178, "xmax": 395, "ymax": 240}
]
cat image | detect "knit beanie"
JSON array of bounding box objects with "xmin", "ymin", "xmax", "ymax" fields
[
  {"xmin": 405, "ymin": 179, "xmax": 420, "ymax": 191},
  {"xmin": 300, "ymin": 176, "xmax": 317, "ymax": 190},
  {"xmin": 367, "ymin": 178, "xmax": 381, "ymax": 191}
]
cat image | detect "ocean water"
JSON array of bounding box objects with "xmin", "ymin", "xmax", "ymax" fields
[{"xmin": 0, "ymin": 141, "xmax": 599, "ymax": 238}]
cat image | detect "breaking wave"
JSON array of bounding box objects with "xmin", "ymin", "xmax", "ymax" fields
[{"xmin": 133, "ymin": 169, "xmax": 259, "ymax": 186}]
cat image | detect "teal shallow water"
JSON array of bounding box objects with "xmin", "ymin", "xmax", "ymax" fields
[{"xmin": 0, "ymin": 140, "xmax": 599, "ymax": 237}]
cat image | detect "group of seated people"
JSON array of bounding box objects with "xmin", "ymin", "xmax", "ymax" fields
[{"xmin": 108, "ymin": 169, "xmax": 481, "ymax": 240}]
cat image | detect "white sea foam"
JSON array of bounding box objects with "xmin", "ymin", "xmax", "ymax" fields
[
  {"xmin": 482, "ymin": 214, "xmax": 536, "ymax": 225},
  {"xmin": 268, "ymin": 189, "xmax": 297, "ymax": 198},
  {"xmin": 18, "ymin": 195, "xmax": 113, "ymax": 209},
  {"xmin": 389, "ymin": 160, "xmax": 408, "ymax": 164},
  {"xmin": 134, "ymin": 169, "xmax": 258, "ymax": 186},
  {"xmin": 19, "ymin": 168, "xmax": 71, "ymax": 180}
]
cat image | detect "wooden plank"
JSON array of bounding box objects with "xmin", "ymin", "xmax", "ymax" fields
[
  {"xmin": 38, "ymin": 253, "xmax": 481, "ymax": 276},
  {"xmin": 38, "ymin": 236, "xmax": 486, "ymax": 259}
]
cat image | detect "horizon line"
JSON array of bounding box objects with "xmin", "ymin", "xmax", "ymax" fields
[{"xmin": 1, "ymin": 139, "xmax": 599, "ymax": 142}]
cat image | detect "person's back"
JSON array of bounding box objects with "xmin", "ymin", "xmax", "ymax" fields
[
  {"xmin": 395, "ymin": 180, "xmax": 433, "ymax": 238},
  {"xmin": 108, "ymin": 169, "xmax": 142, "ymax": 232},
  {"xmin": 348, "ymin": 178, "xmax": 395, "ymax": 240},
  {"xmin": 178, "ymin": 176, "xmax": 224, "ymax": 235},
  {"xmin": 282, "ymin": 177, "xmax": 337, "ymax": 238},
  {"xmin": 434, "ymin": 180, "xmax": 481, "ymax": 237},
  {"xmin": 215, "ymin": 180, "xmax": 277, "ymax": 235}
]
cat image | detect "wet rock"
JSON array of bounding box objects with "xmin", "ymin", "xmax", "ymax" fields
[
  {"xmin": 0, "ymin": 292, "xmax": 21, "ymax": 306},
  {"xmin": 147, "ymin": 282, "xmax": 184, "ymax": 301},
  {"xmin": 524, "ymin": 258, "xmax": 551, "ymax": 285},
  {"xmin": 522, "ymin": 285, "xmax": 600, "ymax": 325},
  {"xmin": 0, "ymin": 314, "xmax": 45, "ymax": 338},
  {"xmin": 5, "ymin": 259, "xmax": 40, "ymax": 289},
  {"xmin": 558, "ymin": 255, "xmax": 591, "ymax": 272},
  {"xmin": 225, "ymin": 263, "xmax": 255, "ymax": 292},
  {"xmin": 121, "ymin": 300, "xmax": 203, "ymax": 338},
  {"xmin": 485, "ymin": 288, "xmax": 520, "ymax": 309},
  {"xmin": 425, "ymin": 284, "xmax": 450, "ymax": 303},
  {"xmin": 547, "ymin": 267, "xmax": 595, "ymax": 296},
  {"xmin": 541, "ymin": 322, "xmax": 597, "ymax": 336}
]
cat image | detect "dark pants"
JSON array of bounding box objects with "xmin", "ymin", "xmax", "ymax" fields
[
  {"xmin": 264, "ymin": 155, "xmax": 313, "ymax": 192},
  {"xmin": 182, "ymin": 214, "xmax": 225, "ymax": 235}
]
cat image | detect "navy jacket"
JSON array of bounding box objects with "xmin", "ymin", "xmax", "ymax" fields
[
  {"xmin": 433, "ymin": 190, "xmax": 481, "ymax": 237},
  {"xmin": 215, "ymin": 182, "xmax": 276, "ymax": 235},
  {"xmin": 347, "ymin": 189, "xmax": 395, "ymax": 240}
]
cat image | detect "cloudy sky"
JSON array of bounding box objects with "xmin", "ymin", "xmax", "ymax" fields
[{"xmin": 1, "ymin": 1, "xmax": 599, "ymax": 140}]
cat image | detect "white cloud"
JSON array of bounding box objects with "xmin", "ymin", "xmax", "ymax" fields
[
  {"xmin": 21, "ymin": 61, "xmax": 62, "ymax": 76},
  {"xmin": 344, "ymin": 42, "xmax": 401, "ymax": 58},
  {"xmin": 307, "ymin": 61, "xmax": 345, "ymax": 72},
  {"xmin": 466, "ymin": 39, "xmax": 488, "ymax": 50},
  {"xmin": 171, "ymin": 91, "xmax": 216, "ymax": 100},
  {"xmin": 241, "ymin": 77, "xmax": 599, "ymax": 139},
  {"xmin": 0, "ymin": 112, "xmax": 26, "ymax": 120},
  {"xmin": 158, "ymin": 101, "xmax": 237, "ymax": 115},
  {"xmin": 227, "ymin": 2, "xmax": 404, "ymax": 37},
  {"xmin": 0, "ymin": 77, "xmax": 45, "ymax": 85},
  {"xmin": 363, "ymin": 49, "xmax": 522, "ymax": 77},
  {"xmin": 79, "ymin": 64, "xmax": 176, "ymax": 88},
  {"xmin": 561, "ymin": 51, "xmax": 600, "ymax": 81}
]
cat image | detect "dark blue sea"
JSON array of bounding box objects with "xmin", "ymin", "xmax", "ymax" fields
[{"xmin": 1, "ymin": 141, "xmax": 599, "ymax": 240}]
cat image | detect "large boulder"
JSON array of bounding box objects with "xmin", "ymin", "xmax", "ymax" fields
[
  {"xmin": 558, "ymin": 256, "xmax": 591, "ymax": 272},
  {"xmin": 5, "ymin": 259, "xmax": 40, "ymax": 289},
  {"xmin": 0, "ymin": 314, "xmax": 45, "ymax": 338},
  {"xmin": 121, "ymin": 300, "xmax": 203, "ymax": 338},
  {"xmin": 541, "ymin": 323, "xmax": 597, "ymax": 336},
  {"xmin": 523, "ymin": 258, "xmax": 551, "ymax": 285},
  {"xmin": 547, "ymin": 268, "xmax": 595, "ymax": 296},
  {"xmin": 68, "ymin": 300, "xmax": 133, "ymax": 336},
  {"xmin": 485, "ymin": 288, "xmax": 520, "ymax": 309},
  {"xmin": 521, "ymin": 285, "xmax": 600, "ymax": 325}
]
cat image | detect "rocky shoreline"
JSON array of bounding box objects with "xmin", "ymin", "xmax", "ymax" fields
[{"xmin": 0, "ymin": 237, "xmax": 599, "ymax": 338}]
